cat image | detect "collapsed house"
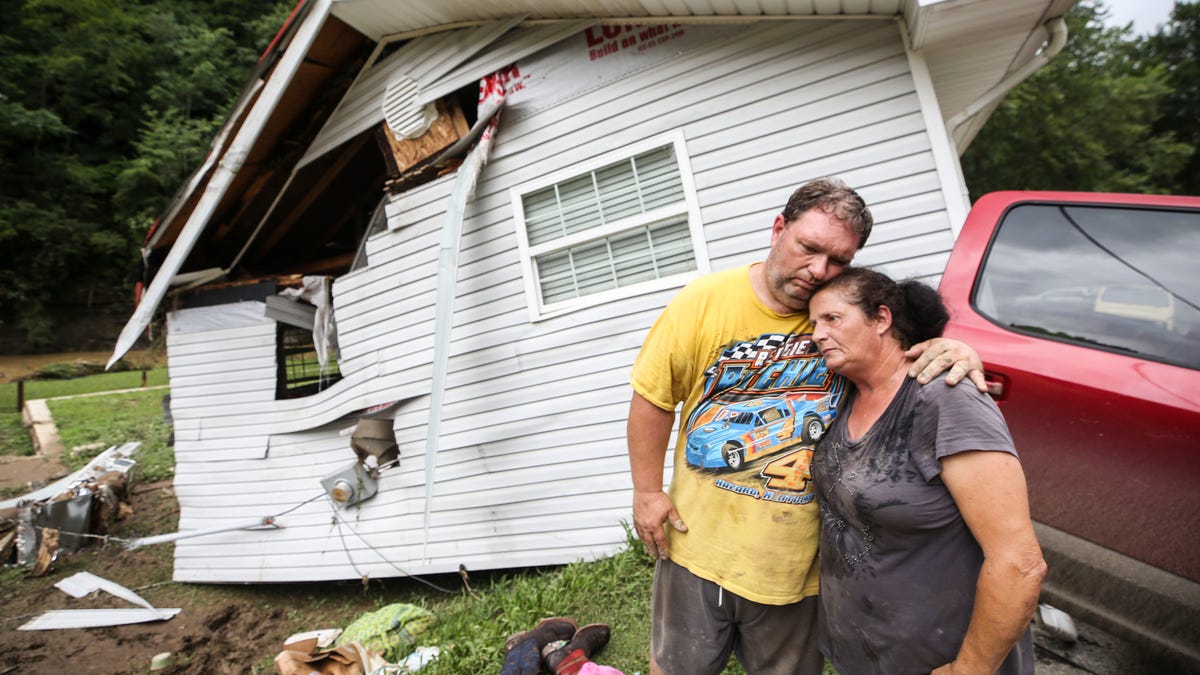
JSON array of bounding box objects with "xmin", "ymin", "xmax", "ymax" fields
[{"xmin": 108, "ymin": 0, "xmax": 1075, "ymax": 583}]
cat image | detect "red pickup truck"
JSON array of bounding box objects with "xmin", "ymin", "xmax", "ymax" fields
[{"xmin": 938, "ymin": 191, "xmax": 1200, "ymax": 669}]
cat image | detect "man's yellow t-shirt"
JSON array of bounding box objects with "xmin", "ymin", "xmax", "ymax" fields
[{"xmin": 630, "ymin": 264, "xmax": 845, "ymax": 604}]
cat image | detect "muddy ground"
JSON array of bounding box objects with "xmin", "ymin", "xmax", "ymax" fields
[
  {"xmin": 0, "ymin": 478, "xmax": 455, "ymax": 674},
  {"xmin": 0, "ymin": 351, "xmax": 154, "ymax": 383},
  {"xmin": 0, "ymin": 480, "xmax": 280, "ymax": 673}
]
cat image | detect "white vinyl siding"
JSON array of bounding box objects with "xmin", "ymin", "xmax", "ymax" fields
[
  {"xmin": 513, "ymin": 138, "xmax": 705, "ymax": 319},
  {"xmin": 161, "ymin": 18, "xmax": 969, "ymax": 583}
]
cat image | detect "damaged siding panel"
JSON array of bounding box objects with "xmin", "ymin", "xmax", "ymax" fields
[
  {"xmin": 336, "ymin": 261, "xmax": 439, "ymax": 343},
  {"xmin": 170, "ymin": 390, "xmax": 281, "ymax": 413},
  {"xmin": 298, "ymin": 29, "xmax": 463, "ymax": 168},
  {"xmin": 173, "ymin": 432, "xmax": 363, "ymax": 482},
  {"xmin": 434, "ymin": 382, "xmax": 630, "ymax": 450},
  {"xmin": 164, "ymin": 330, "xmax": 278, "ymax": 358},
  {"xmin": 166, "ymin": 355, "xmax": 275, "ymax": 383},
  {"xmin": 173, "ymin": 460, "xmax": 629, "ymax": 581},
  {"xmin": 175, "ymin": 488, "xmax": 624, "ymax": 550},
  {"xmin": 464, "ymin": 320, "xmax": 651, "ymax": 379},
  {"xmin": 171, "ymin": 436, "xmax": 269, "ymax": 463},
  {"xmin": 168, "ymin": 436, "xmax": 271, "ymax": 463},
  {"xmin": 301, "ymin": 18, "xmax": 528, "ymax": 169},
  {"xmin": 174, "ymin": 528, "xmax": 627, "ymax": 583},
  {"xmin": 415, "ymin": 20, "xmax": 596, "ymax": 105},
  {"xmin": 178, "ymin": 499, "xmax": 627, "ymax": 560},
  {"xmin": 439, "ymin": 350, "xmax": 638, "ymax": 417},
  {"xmin": 165, "ymin": 321, "xmax": 279, "ymax": 443},
  {"xmin": 172, "ymin": 482, "xmax": 627, "ymax": 560},
  {"xmin": 332, "ymin": 190, "xmax": 452, "ymax": 376}
]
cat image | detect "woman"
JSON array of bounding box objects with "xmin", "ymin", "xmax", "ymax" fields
[{"xmin": 808, "ymin": 267, "xmax": 1046, "ymax": 675}]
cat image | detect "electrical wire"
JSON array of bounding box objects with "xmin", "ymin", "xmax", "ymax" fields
[{"xmin": 324, "ymin": 493, "xmax": 457, "ymax": 594}]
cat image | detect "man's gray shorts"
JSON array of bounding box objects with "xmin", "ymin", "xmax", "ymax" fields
[{"xmin": 651, "ymin": 558, "xmax": 822, "ymax": 675}]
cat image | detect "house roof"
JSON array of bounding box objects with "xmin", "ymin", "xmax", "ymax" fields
[
  {"xmin": 329, "ymin": 0, "xmax": 1075, "ymax": 142},
  {"xmin": 108, "ymin": 0, "xmax": 1076, "ymax": 367}
]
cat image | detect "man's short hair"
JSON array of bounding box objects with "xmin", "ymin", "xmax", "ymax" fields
[{"xmin": 781, "ymin": 177, "xmax": 873, "ymax": 249}]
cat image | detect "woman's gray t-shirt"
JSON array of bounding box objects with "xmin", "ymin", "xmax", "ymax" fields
[{"xmin": 812, "ymin": 376, "xmax": 1034, "ymax": 675}]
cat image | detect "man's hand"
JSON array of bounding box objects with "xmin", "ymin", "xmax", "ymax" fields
[
  {"xmin": 906, "ymin": 337, "xmax": 987, "ymax": 392},
  {"xmin": 633, "ymin": 489, "xmax": 687, "ymax": 560}
]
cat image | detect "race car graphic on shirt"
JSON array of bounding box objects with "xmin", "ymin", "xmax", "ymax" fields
[
  {"xmin": 685, "ymin": 332, "xmax": 845, "ymax": 498},
  {"xmin": 685, "ymin": 392, "xmax": 837, "ymax": 470}
]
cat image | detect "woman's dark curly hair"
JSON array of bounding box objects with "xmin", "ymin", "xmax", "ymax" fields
[{"xmin": 818, "ymin": 267, "xmax": 948, "ymax": 349}]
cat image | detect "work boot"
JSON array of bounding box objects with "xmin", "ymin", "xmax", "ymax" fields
[
  {"xmin": 504, "ymin": 617, "xmax": 579, "ymax": 654},
  {"xmin": 543, "ymin": 623, "xmax": 611, "ymax": 675}
]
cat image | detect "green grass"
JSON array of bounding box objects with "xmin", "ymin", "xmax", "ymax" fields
[
  {"xmin": 0, "ymin": 366, "xmax": 169, "ymax": 411},
  {"xmin": 420, "ymin": 533, "xmax": 664, "ymax": 674},
  {"xmin": 0, "ymin": 366, "xmax": 169, "ymax": 459},
  {"xmin": 47, "ymin": 387, "xmax": 174, "ymax": 482},
  {"xmin": 0, "ymin": 412, "xmax": 33, "ymax": 457}
]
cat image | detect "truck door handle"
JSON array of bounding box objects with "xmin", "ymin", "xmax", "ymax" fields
[{"xmin": 983, "ymin": 372, "xmax": 1006, "ymax": 399}]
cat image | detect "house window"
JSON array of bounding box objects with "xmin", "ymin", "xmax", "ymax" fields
[
  {"xmin": 512, "ymin": 135, "xmax": 707, "ymax": 319},
  {"xmin": 277, "ymin": 323, "xmax": 342, "ymax": 399}
]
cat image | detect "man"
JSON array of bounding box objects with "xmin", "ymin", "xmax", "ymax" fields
[{"xmin": 627, "ymin": 177, "xmax": 985, "ymax": 675}]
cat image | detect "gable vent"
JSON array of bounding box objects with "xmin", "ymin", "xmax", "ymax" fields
[{"xmin": 382, "ymin": 76, "xmax": 435, "ymax": 139}]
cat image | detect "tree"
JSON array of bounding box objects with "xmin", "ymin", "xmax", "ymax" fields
[
  {"xmin": 0, "ymin": 0, "xmax": 291, "ymax": 350},
  {"xmin": 1142, "ymin": 1, "xmax": 1200, "ymax": 194},
  {"xmin": 961, "ymin": 0, "xmax": 1192, "ymax": 199}
]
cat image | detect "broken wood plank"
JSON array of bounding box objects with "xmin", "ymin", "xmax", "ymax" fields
[{"xmin": 375, "ymin": 97, "xmax": 470, "ymax": 177}]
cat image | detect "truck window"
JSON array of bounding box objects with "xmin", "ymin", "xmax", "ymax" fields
[{"xmin": 973, "ymin": 203, "xmax": 1200, "ymax": 370}]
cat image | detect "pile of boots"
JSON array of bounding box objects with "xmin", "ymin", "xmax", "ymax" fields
[{"xmin": 500, "ymin": 617, "xmax": 619, "ymax": 675}]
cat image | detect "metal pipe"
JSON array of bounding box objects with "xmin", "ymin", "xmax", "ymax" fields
[{"xmin": 946, "ymin": 16, "xmax": 1068, "ymax": 138}]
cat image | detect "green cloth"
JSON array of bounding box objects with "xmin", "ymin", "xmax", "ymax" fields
[{"xmin": 335, "ymin": 603, "xmax": 435, "ymax": 661}]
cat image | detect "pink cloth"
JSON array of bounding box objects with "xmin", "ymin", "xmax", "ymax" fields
[{"xmin": 579, "ymin": 664, "xmax": 623, "ymax": 675}]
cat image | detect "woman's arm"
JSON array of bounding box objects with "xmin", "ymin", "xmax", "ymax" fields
[{"xmin": 933, "ymin": 450, "xmax": 1047, "ymax": 675}]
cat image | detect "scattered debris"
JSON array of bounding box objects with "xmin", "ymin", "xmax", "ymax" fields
[
  {"xmin": 334, "ymin": 603, "xmax": 435, "ymax": 662},
  {"xmin": 396, "ymin": 646, "xmax": 440, "ymax": 672},
  {"xmin": 150, "ymin": 652, "xmax": 174, "ymax": 671},
  {"xmin": 1, "ymin": 443, "xmax": 138, "ymax": 574},
  {"xmin": 275, "ymin": 641, "xmax": 388, "ymax": 675},
  {"xmin": 18, "ymin": 571, "xmax": 181, "ymax": 630},
  {"xmin": 283, "ymin": 628, "xmax": 344, "ymax": 653},
  {"xmin": 1037, "ymin": 603, "xmax": 1079, "ymax": 643}
]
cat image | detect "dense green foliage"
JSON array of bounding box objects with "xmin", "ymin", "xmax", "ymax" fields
[
  {"xmin": 0, "ymin": 0, "xmax": 291, "ymax": 348},
  {"xmin": 1140, "ymin": 1, "xmax": 1200, "ymax": 194},
  {"xmin": 962, "ymin": 1, "xmax": 1199, "ymax": 199}
]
